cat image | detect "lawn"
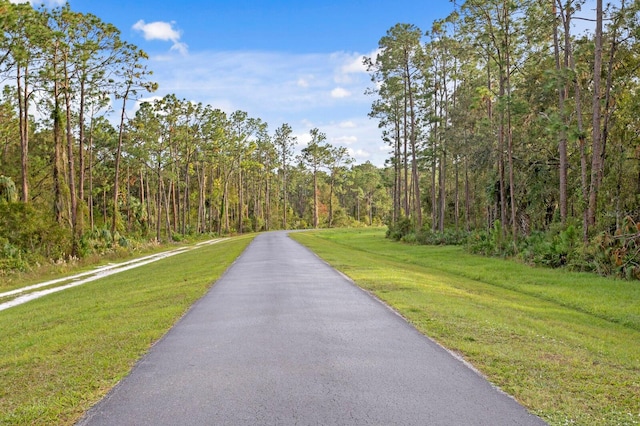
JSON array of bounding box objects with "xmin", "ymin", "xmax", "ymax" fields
[
  {"xmin": 2, "ymin": 228, "xmax": 638, "ymax": 425},
  {"xmin": 291, "ymin": 228, "xmax": 640, "ymax": 426},
  {"xmin": 0, "ymin": 235, "xmax": 253, "ymax": 425}
]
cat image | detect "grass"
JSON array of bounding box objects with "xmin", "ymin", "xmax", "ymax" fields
[
  {"xmin": 0, "ymin": 238, "xmax": 204, "ymax": 294},
  {"xmin": 291, "ymin": 228, "xmax": 640, "ymax": 426},
  {"xmin": 0, "ymin": 235, "xmax": 253, "ymax": 425}
]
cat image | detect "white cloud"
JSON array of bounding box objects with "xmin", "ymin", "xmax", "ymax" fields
[
  {"xmin": 333, "ymin": 49, "xmax": 378, "ymax": 85},
  {"xmin": 331, "ymin": 87, "xmax": 351, "ymax": 98},
  {"xmin": 170, "ymin": 42, "xmax": 188, "ymax": 55},
  {"xmin": 141, "ymin": 50, "xmax": 387, "ymax": 165},
  {"xmin": 333, "ymin": 135, "xmax": 358, "ymax": 145},
  {"xmin": 134, "ymin": 95, "xmax": 164, "ymax": 110},
  {"xmin": 341, "ymin": 51, "xmax": 377, "ymax": 75},
  {"xmin": 133, "ymin": 20, "xmax": 188, "ymax": 55},
  {"xmin": 300, "ymin": 119, "xmax": 316, "ymax": 128},
  {"xmin": 294, "ymin": 131, "xmax": 312, "ymax": 147},
  {"xmin": 347, "ymin": 148, "xmax": 371, "ymax": 159}
]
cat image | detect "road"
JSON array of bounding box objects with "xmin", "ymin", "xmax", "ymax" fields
[{"xmin": 77, "ymin": 231, "xmax": 546, "ymax": 425}]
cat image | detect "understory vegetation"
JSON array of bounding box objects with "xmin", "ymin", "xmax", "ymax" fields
[
  {"xmin": 387, "ymin": 215, "xmax": 640, "ymax": 280},
  {"xmin": 368, "ymin": 1, "xmax": 640, "ymax": 279},
  {"xmin": 292, "ymin": 228, "xmax": 640, "ymax": 425}
]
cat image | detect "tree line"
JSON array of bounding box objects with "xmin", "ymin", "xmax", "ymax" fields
[
  {"xmin": 366, "ymin": 0, "xmax": 640, "ymax": 278},
  {"xmin": 2, "ymin": 0, "xmax": 639, "ymax": 279},
  {"xmin": 0, "ymin": 1, "xmax": 389, "ymax": 271}
]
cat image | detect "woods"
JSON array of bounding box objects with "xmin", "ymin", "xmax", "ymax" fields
[
  {"xmin": 367, "ymin": 0, "xmax": 640, "ymax": 278},
  {"xmin": 0, "ymin": 1, "xmax": 390, "ymax": 272},
  {"xmin": 1, "ymin": 0, "xmax": 640, "ymax": 279}
]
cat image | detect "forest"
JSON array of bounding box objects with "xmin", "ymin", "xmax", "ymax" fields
[
  {"xmin": 1, "ymin": 0, "xmax": 639, "ymax": 279},
  {"xmin": 0, "ymin": 0, "xmax": 390, "ymax": 273},
  {"xmin": 368, "ymin": 0, "xmax": 640, "ymax": 278}
]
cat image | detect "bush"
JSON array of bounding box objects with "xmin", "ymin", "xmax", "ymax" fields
[
  {"xmin": 0, "ymin": 203, "xmax": 69, "ymax": 265},
  {"xmin": 386, "ymin": 217, "xmax": 413, "ymax": 241},
  {"xmin": 588, "ymin": 217, "xmax": 640, "ymax": 279},
  {"xmin": 518, "ymin": 225, "xmax": 580, "ymax": 268},
  {"xmin": 467, "ymin": 221, "xmax": 509, "ymax": 257},
  {"xmin": 252, "ymin": 216, "xmax": 265, "ymax": 232},
  {"xmin": 400, "ymin": 232, "xmax": 418, "ymax": 244},
  {"xmin": 0, "ymin": 239, "xmax": 29, "ymax": 272},
  {"xmin": 386, "ymin": 214, "xmax": 640, "ymax": 280},
  {"xmin": 416, "ymin": 228, "xmax": 468, "ymax": 245},
  {"xmin": 171, "ymin": 232, "xmax": 185, "ymax": 242}
]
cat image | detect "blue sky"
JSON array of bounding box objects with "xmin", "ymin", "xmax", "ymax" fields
[
  {"xmin": 12, "ymin": 0, "xmax": 456, "ymax": 166},
  {"xmin": 12, "ymin": 0, "xmax": 603, "ymax": 166}
]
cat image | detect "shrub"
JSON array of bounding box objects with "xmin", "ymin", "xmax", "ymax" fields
[
  {"xmin": 0, "ymin": 203, "xmax": 69, "ymax": 264},
  {"xmin": 386, "ymin": 217, "xmax": 413, "ymax": 241},
  {"xmin": 171, "ymin": 232, "xmax": 185, "ymax": 242},
  {"xmin": 401, "ymin": 232, "xmax": 418, "ymax": 244},
  {"xmin": 416, "ymin": 228, "xmax": 468, "ymax": 245},
  {"xmin": 467, "ymin": 221, "xmax": 508, "ymax": 256},
  {"xmin": 0, "ymin": 239, "xmax": 29, "ymax": 272},
  {"xmin": 585, "ymin": 217, "xmax": 640, "ymax": 279},
  {"xmin": 518, "ymin": 225, "xmax": 581, "ymax": 268}
]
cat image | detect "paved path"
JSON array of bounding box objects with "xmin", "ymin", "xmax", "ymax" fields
[{"xmin": 77, "ymin": 231, "xmax": 546, "ymax": 425}]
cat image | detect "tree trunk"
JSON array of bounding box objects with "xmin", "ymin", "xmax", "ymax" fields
[
  {"xmin": 87, "ymin": 113, "xmax": 97, "ymax": 231},
  {"xmin": 328, "ymin": 176, "xmax": 335, "ymax": 227},
  {"xmin": 587, "ymin": 0, "xmax": 604, "ymax": 229},
  {"xmin": 156, "ymin": 168, "xmax": 162, "ymax": 241},
  {"xmin": 504, "ymin": 4, "xmax": 517, "ymax": 245},
  {"xmin": 553, "ymin": 0, "xmax": 568, "ymax": 223},
  {"xmin": 102, "ymin": 187, "xmax": 107, "ymax": 224},
  {"xmin": 406, "ymin": 57, "xmax": 422, "ymax": 228},
  {"xmin": 465, "ymin": 155, "xmax": 471, "ymax": 232},
  {"xmin": 112, "ymin": 89, "xmax": 129, "ymax": 234},
  {"xmin": 222, "ymin": 176, "xmax": 230, "ymax": 234},
  {"xmin": 454, "ymin": 158, "xmax": 459, "ymax": 232},
  {"xmin": 171, "ymin": 180, "xmax": 178, "ymax": 233},
  {"xmin": 126, "ymin": 165, "xmax": 131, "ymax": 231},
  {"xmin": 394, "ymin": 115, "xmax": 401, "ymax": 224},
  {"xmin": 560, "ymin": 0, "xmax": 588, "ymax": 240},
  {"xmin": 313, "ymin": 168, "xmax": 319, "ymax": 228},
  {"xmin": 265, "ymin": 171, "xmax": 270, "ymax": 231},
  {"xmin": 437, "ymin": 72, "xmax": 446, "ymax": 233},
  {"xmin": 238, "ymin": 168, "xmax": 244, "ymax": 233},
  {"xmin": 139, "ymin": 168, "xmax": 146, "ymax": 234},
  {"xmin": 64, "ymin": 60, "xmax": 79, "ymax": 255},
  {"xmin": 53, "ymin": 76, "xmax": 64, "ymax": 224},
  {"xmin": 78, "ymin": 79, "xmax": 86, "ymax": 211},
  {"xmin": 17, "ymin": 65, "xmax": 29, "ymax": 203},
  {"xmin": 403, "ymin": 71, "xmax": 409, "ymax": 219},
  {"xmin": 164, "ymin": 178, "xmax": 172, "ymax": 240}
]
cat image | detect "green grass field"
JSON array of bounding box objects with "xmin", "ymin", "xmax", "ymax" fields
[
  {"xmin": 1, "ymin": 228, "xmax": 639, "ymax": 425},
  {"xmin": 0, "ymin": 235, "xmax": 253, "ymax": 425},
  {"xmin": 291, "ymin": 228, "xmax": 640, "ymax": 426}
]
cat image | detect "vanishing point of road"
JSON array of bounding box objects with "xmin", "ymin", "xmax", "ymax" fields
[{"xmin": 77, "ymin": 231, "xmax": 546, "ymax": 426}]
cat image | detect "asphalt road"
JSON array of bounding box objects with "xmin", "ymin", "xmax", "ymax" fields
[{"xmin": 77, "ymin": 231, "xmax": 546, "ymax": 426}]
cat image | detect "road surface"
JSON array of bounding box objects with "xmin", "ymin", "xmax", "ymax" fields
[{"xmin": 77, "ymin": 231, "xmax": 546, "ymax": 425}]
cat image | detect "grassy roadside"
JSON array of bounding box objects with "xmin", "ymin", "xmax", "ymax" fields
[
  {"xmin": 0, "ymin": 237, "xmax": 212, "ymax": 294},
  {"xmin": 291, "ymin": 228, "xmax": 640, "ymax": 425},
  {"xmin": 0, "ymin": 235, "xmax": 253, "ymax": 425}
]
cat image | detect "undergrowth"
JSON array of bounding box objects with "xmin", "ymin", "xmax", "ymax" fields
[{"xmin": 386, "ymin": 216, "xmax": 640, "ymax": 280}]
